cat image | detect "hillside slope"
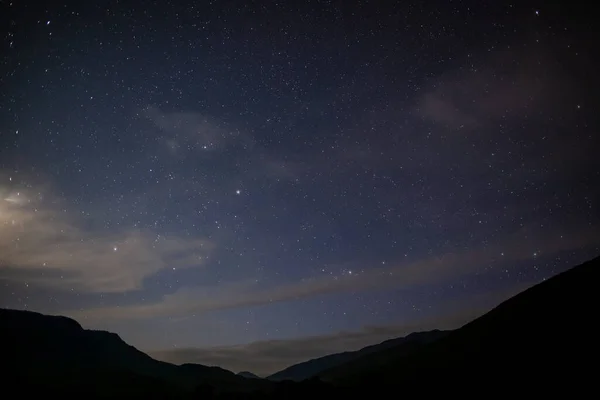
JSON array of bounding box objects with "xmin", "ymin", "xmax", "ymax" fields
[
  {"xmin": 238, "ymin": 371, "xmax": 261, "ymax": 379},
  {"xmin": 0, "ymin": 309, "xmax": 266, "ymax": 397},
  {"xmin": 320, "ymin": 256, "xmax": 599, "ymax": 394},
  {"xmin": 267, "ymin": 330, "xmax": 449, "ymax": 381}
]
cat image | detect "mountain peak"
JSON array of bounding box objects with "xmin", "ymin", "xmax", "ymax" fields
[
  {"xmin": 0, "ymin": 308, "xmax": 83, "ymax": 331},
  {"xmin": 267, "ymin": 329, "xmax": 450, "ymax": 382},
  {"xmin": 238, "ymin": 371, "xmax": 261, "ymax": 379}
]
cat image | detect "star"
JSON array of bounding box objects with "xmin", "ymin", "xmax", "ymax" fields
[{"xmin": 0, "ymin": 0, "xmax": 596, "ymax": 378}]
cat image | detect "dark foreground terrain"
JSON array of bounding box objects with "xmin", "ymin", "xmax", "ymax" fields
[
  {"xmin": 2, "ymin": 256, "xmax": 597, "ymax": 398},
  {"xmin": 267, "ymin": 329, "xmax": 450, "ymax": 382}
]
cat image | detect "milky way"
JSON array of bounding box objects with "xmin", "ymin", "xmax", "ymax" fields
[{"xmin": 1, "ymin": 0, "xmax": 598, "ymax": 376}]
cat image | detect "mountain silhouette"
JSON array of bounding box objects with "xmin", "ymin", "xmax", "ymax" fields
[
  {"xmin": 267, "ymin": 329, "xmax": 449, "ymax": 381},
  {"xmin": 0, "ymin": 308, "xmax": 269, "ymax": 397},
  {"xmin": 237, "ymin": 371, "xmax": 261, "ymax": 379},
  {"xmin": 317, "ymin": 255, "xmax": 598, "ymax": 394},
  {"xmin": 1, "ymin": 255, "xmax": 597, "ymax": 398}
]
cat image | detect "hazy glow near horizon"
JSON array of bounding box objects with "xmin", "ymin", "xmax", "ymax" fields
[{"xmin": 1, "ymin": 0, "xmax": 598, "ymax": 376}]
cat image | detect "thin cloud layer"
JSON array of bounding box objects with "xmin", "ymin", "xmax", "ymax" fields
[
  {"xmin": 144, "ymin": 106, "xmax": 254, "ymax": 153},
  {"xmin": 150, "ymin": 281, "xmax": 531, "ymax": 376},
  {"xmin": 0, "ymin": 184, "xmax": 213, "ymax": 293},
  {"xmin": 152, "ymin": 324, "xmax": 450, "ymax": 377},
  {"xmin": 417, "ymin": 43, "xmax": 570, "ymax": 129},
  {"xmin": 67, "ymin": 223, "xmax": 599, "ymax": 321}
]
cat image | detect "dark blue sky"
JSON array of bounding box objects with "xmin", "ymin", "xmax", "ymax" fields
[{"xmin": 1, "ymin": 0, "xmax": 598, "ymax": 375}]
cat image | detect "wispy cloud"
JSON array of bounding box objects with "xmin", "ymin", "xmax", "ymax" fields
[
  {"xmin": 416, "ymin": 42, "xmax": 571, "ymax": 129},
  {"xmin": 149, "ymin": 280, "xmax": 534, "ymax": 376},
  {"xmin": 65, "ymin": 223, "xmax": 599, "ymax": 320},
  {"xmin": 0, "ymin": 183, "xmax": 213, "ymax": 293},
  {"xmin": 143, "ymin": 106, "xmax": 254, "ymax": 153},
  {"xmin": 144, "ymin": 106, "xmax": 310, "ymax": 184},
  {"xmin": 152, "ymin": 324, "xmax": 454, "ymax": 377}
]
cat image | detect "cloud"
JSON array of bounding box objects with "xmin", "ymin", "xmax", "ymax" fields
[
  {"xmin": 417, "ymin": 43, "xmax": 571, "ymax": 129},
  {"xmin": 149, "ymin": 281, "xmax": 534, "ymax": 376},
  {"xmin": 65, "ymin": 222, "xmax": 599, "ymax": 320},
  {"xmin": 152, "ymin": 325, "xmax": 451, "ymax": 377},
  {"xmin": 144, "ymin": 106, "xmax": 311, "ymax": 184},
  {"xmin": 0, "ymin": 183, "xmax": 213, "ymax": 293},
  {"xmin": 152, "ymin": 323, "xmax": 462, "ymax": 377},
  {"xmin": 143, "ymin": 106, "xmax": 254, "ymax": 153}
]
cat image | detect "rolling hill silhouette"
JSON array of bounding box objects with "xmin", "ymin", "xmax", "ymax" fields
[
  {"xmin": 317, "ymin": 255, "xmax": 598, "ymax": 394},
  {"xmin": 0, "ymin": 308, "xmax": 271, "ymax": 397},
  {"xmin": 267, "ymin": 329, "xmax": 449, "ymax": 381},
  {"xmin": 1, "ymin": 255, "xmax": 597, "ymax": 398},
  {"xmin": 237, "ymin": 371, "xmax": 261, "ymax": 379}
]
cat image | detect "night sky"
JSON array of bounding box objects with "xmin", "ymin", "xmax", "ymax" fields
[{"xmin": 1, "ymin": 0, "xmax": 598, "ymax": 376}]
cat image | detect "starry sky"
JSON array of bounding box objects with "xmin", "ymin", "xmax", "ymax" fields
[{"xmin": 1, "ymin": 0, "xmax": 598, "ymax": 376}]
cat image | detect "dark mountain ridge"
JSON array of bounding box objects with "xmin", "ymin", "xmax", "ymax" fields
[
  {"xmin": 267, "ymin": 329, "xmax": 450, "ymax": 381},
  {"xmin": 0, "ymin": 308, "xmax": 270, "ymax": 397},
  {"xmin": 237, "ymin": 371, "xmax": 261, "ymax": 379},
  {"xmin": 318, "ymin": 255, "xmax": 599, "ymax": 395},
  {"xmin": 2, "ymin": 256, "xmax": 597, "ymax": 398}
]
